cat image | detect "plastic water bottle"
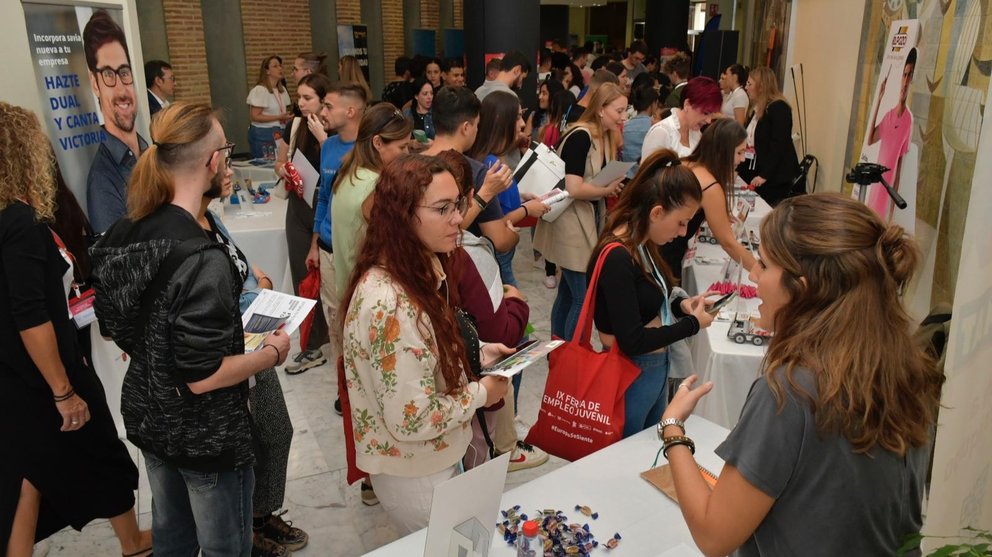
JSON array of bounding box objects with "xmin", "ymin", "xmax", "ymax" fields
[{"xmin": 516, "ymin": 520, "xmax": 542, "ymax": 557}]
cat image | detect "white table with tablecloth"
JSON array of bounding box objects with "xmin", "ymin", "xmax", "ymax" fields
[
  {"xmin": 366, "ymin": 416, "xmax": 729, "ymax": 557},
  {"xmin": 221, "ymin": 161, "xmax": 293, "ymax": 293},
  {"xmin": 679, "ymin": 195, "xmax": 772, "ymax": 429}
]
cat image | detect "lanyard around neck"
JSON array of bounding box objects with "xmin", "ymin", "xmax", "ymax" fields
[{"xmin": 638, "ymin": 244, "xmax": 673, "ymax": 326}]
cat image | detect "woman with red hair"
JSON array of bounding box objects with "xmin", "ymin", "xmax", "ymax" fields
[
  {"xmin": 341, "ymin": 155, "xmax": 510, "ymax": 534},
  {"xmin": 641, "ymin": 76, "xmax": 723, "ymax": 159}
]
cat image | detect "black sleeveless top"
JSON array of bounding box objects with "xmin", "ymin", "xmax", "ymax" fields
[{"xmin": 661, "ymin": 180, "xmax": 718, "ymax": 282}]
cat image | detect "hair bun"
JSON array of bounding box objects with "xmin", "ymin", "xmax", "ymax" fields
[{"xmin": 877, "ymin": 224, "xmax": 919, "ymax": 287}]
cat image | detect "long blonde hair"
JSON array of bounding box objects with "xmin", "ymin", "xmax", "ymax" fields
[
  {"xmin": 572, "ymin": 82, "xmax": 626, "ymax": 162},
  {"xmin": 0, "ymin": 103, "xmax": 56, "ymax": 221},
  {"xmin": 748, "ymin": 66, "xmax": 787, "ymax": 119},
  {"xmin": 339, "ymin": 55, "xmax": 372, "ymax": 100},
  {"xmin": 128, "ymin": 102, "xmax": 218, "ymax": 221},
  {"xmin": 759, "ymin": 193, "xmax": 943, "ymax": 456}
]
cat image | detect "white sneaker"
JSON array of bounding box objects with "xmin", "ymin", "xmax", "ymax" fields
[
  {"xmin": 507, "ymin": 441, "xmax": 549, "ymax": 472},
  {"xmin": 543, "ymin": 275, "xmax": 557, "ymax": 289},
  {"xmin": 284, "ymin": 349, "xmax": 326, "ymax": 375}
]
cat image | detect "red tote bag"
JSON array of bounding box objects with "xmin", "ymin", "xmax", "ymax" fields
[
  {"xmin": 525, "ymin": 243, "xmax": 641, "ymax": 461},
  {"xmin": 296, "ymin": 267, "xmax": 321, "ymax": 351}
]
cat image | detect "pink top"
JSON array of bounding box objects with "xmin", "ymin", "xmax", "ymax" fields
[{"xmin": 867, "ymin": 106, "xmax": 912, "ymax": 219}]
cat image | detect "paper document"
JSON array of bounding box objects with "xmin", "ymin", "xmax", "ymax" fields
[
  {"xmin": 292, "ymin": 149, "xmax": 320, "ymax": 208},
  {"xmin": 482, "ymin": 339, "xmax": 565, "ymax": 378},
  {"xmin": 241, "ymin": 289, "xmax": 317, "ymax": 352},
  {"xmin": 590, "ymin": 160, "xmax": 635, "ymax": 187}
]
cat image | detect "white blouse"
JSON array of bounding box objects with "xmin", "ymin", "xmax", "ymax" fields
[
  {"xmin": 722, "ymin": 87, "xmax": 748, "ymax": 119},
  {"xmin": 640, "ymin": 109, "xmax": 700, "ymax": 160},
  {"xmin": 246, "ymin": 84, "xmax": 288, "ymax": 128}
]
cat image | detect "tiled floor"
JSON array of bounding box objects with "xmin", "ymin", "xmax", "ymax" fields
[{"xmin": 42, "ymin": 233, "xmax": 567, "ymax": 557}]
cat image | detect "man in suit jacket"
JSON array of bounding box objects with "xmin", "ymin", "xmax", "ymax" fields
[{"xmin": 145, "ymin": 60, "xmax": 174, "ymax": 115}]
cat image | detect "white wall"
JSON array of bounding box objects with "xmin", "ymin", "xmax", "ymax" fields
[
  {"xmin": 785, "ymin": 0, "xmax": 867, "ymax": 192},
  {"xmin": 1, "ymin": 0, "xmax": 45, "ymax": 114},
  {"xmin": 923, "ymin": 77, "xmax": 992, "ymax": 552}
]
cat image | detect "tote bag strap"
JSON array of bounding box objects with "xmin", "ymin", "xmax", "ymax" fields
[
  {"xmin": 572, "ymin": 242, "xmax": 625, "ymax": 348},
  {"xmin": 287, "ymin": 117, "xmax": 302, "ymax": 159}
]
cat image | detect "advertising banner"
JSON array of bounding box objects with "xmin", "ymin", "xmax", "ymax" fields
[
  {"xmin": 854, "ymin": 20, "xmax": 920, "ymax": 225},
  {"xmin": 337, "ymin": 24, "xmax": 370, "ymax": 83},
  {"xmin": 22, "ymin": 3, "xmax": 144, "ymax": 218}
]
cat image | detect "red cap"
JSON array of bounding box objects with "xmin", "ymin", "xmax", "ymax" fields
[{"xmin": 522, "ymin": 520, "xmax": 539, "ymax": 537}]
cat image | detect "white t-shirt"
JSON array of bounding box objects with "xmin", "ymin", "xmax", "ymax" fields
[
  {"xmin": 247, "ymin": 84, "xmax": 288, "ymax": 128},
  {"xmin": 722, "ymin": 87, "xmax": 748, "ymax": 119},
  {"xmin": 641, "ymin": 109, "xmax": 700, "ymax": 160}
]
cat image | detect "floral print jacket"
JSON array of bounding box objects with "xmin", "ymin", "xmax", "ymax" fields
[{"xmin": 344, "ymin": 265, "xmax": 487, "ymax": 477}]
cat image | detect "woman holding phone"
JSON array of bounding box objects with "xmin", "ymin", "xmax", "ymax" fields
[
  {"xmin": 660, "ymin": 194, "xmax": 941, "ymax": 556},
  {"xmin": 588, "ymin": 149, "xmax": 715, "ymax": 438},
  {"xmin": 467, "ymin": 91, "xmax": 551, "ymax": 287},
  {"xmin": 341, "ymin": 155, "xmax": 511, "ymax": 534}
]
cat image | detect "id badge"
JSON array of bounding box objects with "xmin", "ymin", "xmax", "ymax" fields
[{"xmin": 68, "ymin": 288, "xmax": 97, "ymax": 329}]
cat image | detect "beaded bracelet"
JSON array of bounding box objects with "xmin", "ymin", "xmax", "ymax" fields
[
  {"xmin": 53, "ymin": 387, "xmax": 75, "ymax": 402},
  {"xmin": 662, "ymin": 435, "xmax": 696, "ymax": 459}
]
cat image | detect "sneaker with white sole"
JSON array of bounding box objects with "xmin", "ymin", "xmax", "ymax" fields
[
  {"xmin": 507, "ymin": 441, "xmax": 549, "ymax": 472},
  {"xmin": 361, "ymin": 480, "xmax": 379, "ymax": 506},
  {"xmin": 284, "ymin": 349, "xmax": 326, "ymax": 375},
  {"xmin": 543, "ymin": 275, "xmax": 557, "ymax": 289}
]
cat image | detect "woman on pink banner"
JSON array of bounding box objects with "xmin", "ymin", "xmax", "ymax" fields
[{"xmin": 866, "ymin": 48, "xmax": 916, "ymax": 220}]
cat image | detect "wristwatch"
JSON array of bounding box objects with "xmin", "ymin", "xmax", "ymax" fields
[{"xmin": 657, "ymin": 417, "xmax": 686, "ymax": 439}]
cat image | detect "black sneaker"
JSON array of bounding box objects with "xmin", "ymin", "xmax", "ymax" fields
[
  {"xmin": 251, "ymin": 531, "xmax": 289, "ymax": 557},
  {"xmin": 284, "ymin": 349, "xmax": 326, "ymax": 375},
  {"xmin": 334, "ymin": 398, "xmax": 343, "ymax": 416},
  {"xmin": 258, "ymin": 511, "xmax": 309, "ymax": 551}
]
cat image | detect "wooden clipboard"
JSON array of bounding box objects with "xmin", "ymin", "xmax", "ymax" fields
[{"xmin": 641, "ymin": 464, "xmax": 718, "ymax": 505}]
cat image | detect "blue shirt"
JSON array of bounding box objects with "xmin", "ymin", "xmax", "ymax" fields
[
  {"xmin": 484, "ymin": 154, "xmax": 521, "ymax": 215},
  {"xmin": 86, "ymin": 127, "xmax": 148, "ymax": 233},
  {"xmin": 313, "ymin": 135, "xmax": 356, "ymax": 246},
  {"xmin": 622, "ymin": 114, "xmax": 653, "ymax": 178}
]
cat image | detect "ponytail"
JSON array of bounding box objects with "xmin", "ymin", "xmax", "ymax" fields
[{"xmin": 127, "ymin": 102, "xmax": 217, "ymax": 221}]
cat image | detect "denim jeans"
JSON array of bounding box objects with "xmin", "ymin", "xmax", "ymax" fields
[
  {"xmin": 143, "ymin": 451, "xmax": 254, "ymax": 557},
  {"xmin": 495, "ymin": 246, "xmax": 518, "ymax": 288},
  {"xmin": 550, "ymin": 268, "xmax": 587, "ymax": 340},
  {"xmin": 622, "ymin": 351, "xmax": 671, "ymax": 438},
  {"xmin": 247, "ymin": 124, "xmax": 277, "ymax": 159}
]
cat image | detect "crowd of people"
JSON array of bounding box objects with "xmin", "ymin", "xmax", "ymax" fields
[{"xmin": 1, "ymin": 12, "xmax": 941, "ymax": 557}]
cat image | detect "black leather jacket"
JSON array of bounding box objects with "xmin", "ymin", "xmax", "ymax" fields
[{"xmin": 91, "ymin": 205, "xmax": 252, "ymax": 472}]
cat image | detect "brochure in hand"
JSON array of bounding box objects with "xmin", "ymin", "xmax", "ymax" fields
[
  {"xmin": 482, "ymin": 338, "xmax": 565, "ymax": 378},
  {"xmin": 241, "ymin": 289, "xmax": 317, "ymax": 352}
]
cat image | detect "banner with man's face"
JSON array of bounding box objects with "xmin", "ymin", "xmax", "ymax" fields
[{"xmin": 22, "ymin": 3, "xmax": 144, "ymax": 216}]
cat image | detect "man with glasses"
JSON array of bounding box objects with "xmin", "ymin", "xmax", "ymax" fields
[
  {"xmin": 621, "ymin": 40, "xmax": 649, "ymax": 84},
  {"xmin": 92, "ymin": 102, "xmax": 291, "ymax": 556},
  {"xmin": 144, "ymin": 59, "xmax": 175, "ymax": 115},
  {"xmin": 84, "ymin": 10, "xmax": 148, "ymax": 234}
]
